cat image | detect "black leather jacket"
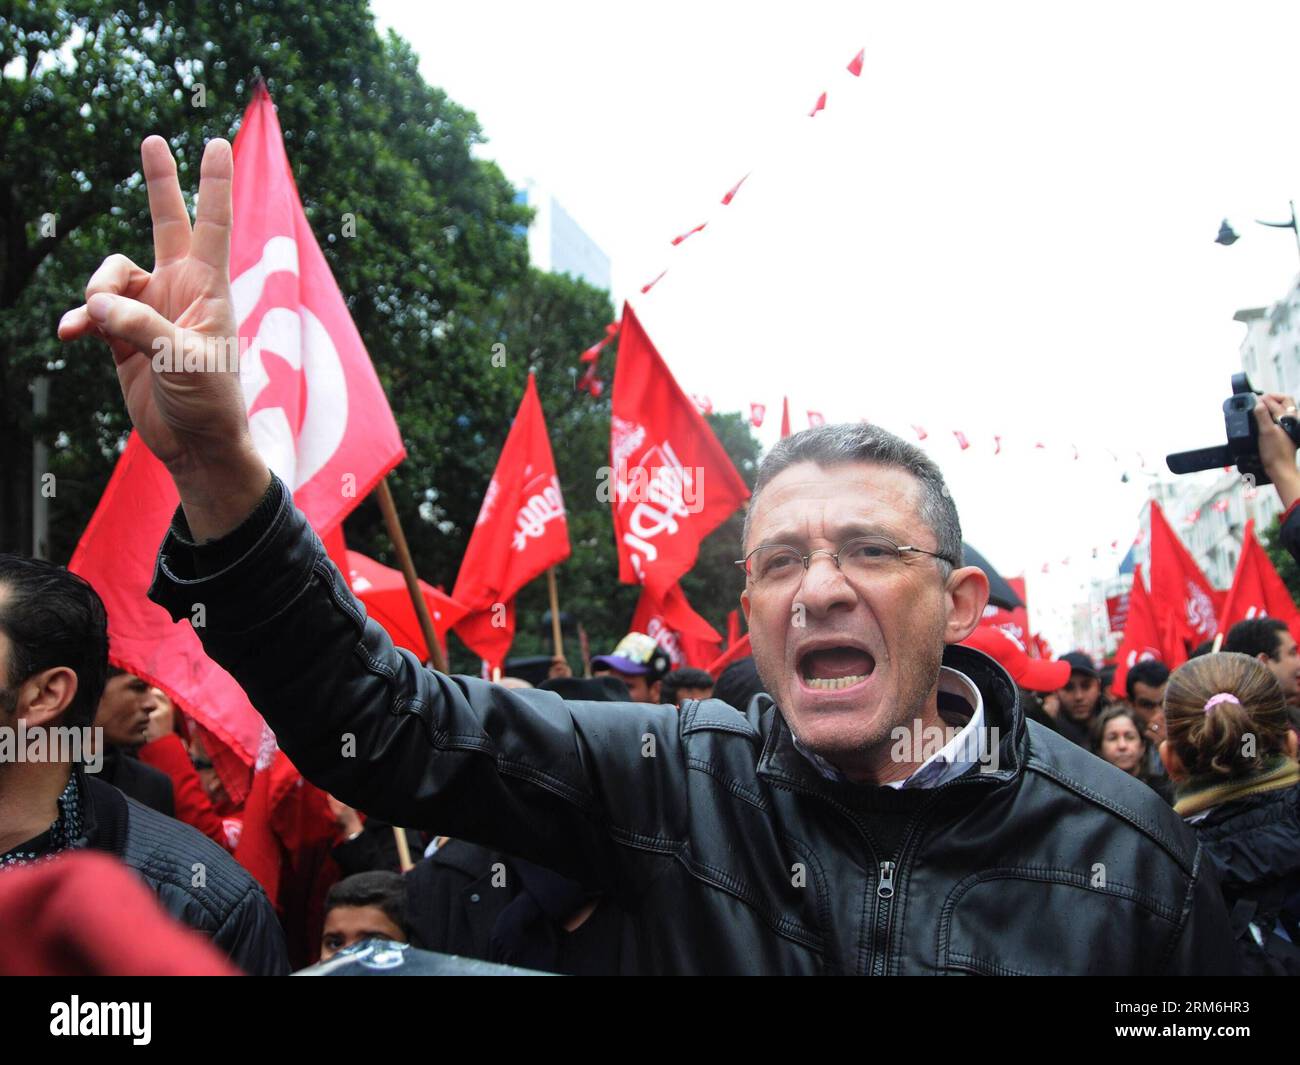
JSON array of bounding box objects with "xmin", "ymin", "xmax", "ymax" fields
[{"xmin": 150, "ymin": 477, "xmax": 1236, "ymax": 975}]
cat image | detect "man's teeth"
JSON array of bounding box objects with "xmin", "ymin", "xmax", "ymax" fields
[{"xmin": 805, "ymin": 675, "xmax": 868, "ymax": 690}]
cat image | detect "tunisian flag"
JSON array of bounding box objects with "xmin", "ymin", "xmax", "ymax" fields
[
  {"xmin": 610, "ymin": 304, "xmax": 749, "ymax": 596},
  {"xmin": 1219, "ymin": 520, "xmax": 1300, "ymax": 639},
  {"xmin": 451, "ymin": 374, "xmax": 570, "ymax": 669},
  {"xmin": 1112, "ymin": 564, "xmax": 1187, "ymax": 697},
  {"xmin": 631, "ymin": 583, "xmax": 722, "ymax": 670},
  {"xmin": 69, "ymin": 83, "xmax": 405, "ymax": 796},
  {"xmin": 1148, "ymin": 501, "xmax": 1219, "ymax": 649}
]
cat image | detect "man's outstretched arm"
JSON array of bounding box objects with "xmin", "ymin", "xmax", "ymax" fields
[
  {"xmin": 147, "ymin": 474, "xmax": 683, "ymax": 891},
  {"xmin": 59, "ymin": 136, "xmax": 686, "ymax": 893}
]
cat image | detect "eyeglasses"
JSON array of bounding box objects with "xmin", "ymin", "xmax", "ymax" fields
[{"xmin": 734, "ymin": 535, "xmax": 957, "ymax": 587}]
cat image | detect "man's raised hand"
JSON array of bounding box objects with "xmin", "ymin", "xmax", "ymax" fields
[{"xmin": 58, "ymin": 136, "xmax": 269, "ymax": 540}]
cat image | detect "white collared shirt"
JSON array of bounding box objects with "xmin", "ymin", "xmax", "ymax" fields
[{"xmin": 793, "ymin": 666, "xmax": 986, "ymax": 788}]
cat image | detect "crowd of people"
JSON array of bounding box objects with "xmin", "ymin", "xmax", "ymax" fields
[
  {"xmin": 6, "ymin": 454, "xmax": 1300, "ymax": 975},
  {"xmin": 4, "ymin": 135, "xmax": 1300, "ymax": 976}
]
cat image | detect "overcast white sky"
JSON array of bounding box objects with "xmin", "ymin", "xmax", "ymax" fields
[{"xmin": 373, "ymin": 0, "xmax": 1300, "ymax": 648}]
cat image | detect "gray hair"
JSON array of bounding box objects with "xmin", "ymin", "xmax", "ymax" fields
[{"xmin": 741, "ymin": 423, "xmax": 963, "ymax": 572}]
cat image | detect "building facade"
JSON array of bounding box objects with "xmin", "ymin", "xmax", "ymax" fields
[{"xmin": 516, "ymin": 180, "xmax": 612, "ymax": 292}]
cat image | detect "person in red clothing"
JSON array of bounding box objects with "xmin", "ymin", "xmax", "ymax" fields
[{"xmin": 136, "ymin": 691, "xmax": 235, "ymax": 852}]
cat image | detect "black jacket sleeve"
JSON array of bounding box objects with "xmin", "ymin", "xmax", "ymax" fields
[
  {"xmin": 213, "ymin": 880, "xmax": 290, "ymax": 976},
  {"xmin": 148, "ymin": 477, "xmax": 687, "ymax": 896}
]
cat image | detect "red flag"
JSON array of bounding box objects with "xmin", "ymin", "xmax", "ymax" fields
[
  {"xmin": 1219, "ymin": 519, "xmax": 1300, "ymax": 640},
  {"xmin": 750, "ymin": 402, "xmax": 766, "ymax": 428},
  {"xmin": 847, "ymin": 48, "xmax": 865, "ymax": 76},
  {"xmin": 807, "ymin": 410, "xmax": 825, "ymax": 428},
  {"xmin": 452, "ymin": 373, "xmax": 570, "ymax": 669},
  {"xmin": 809, "ymin": 91, "xmax": 827, "ymax": 116},
  {"xmin": 911, "ymin": 424, "xmax": 928, "ymax": 441},
  {"xmin": 672, "ymin": 222, "xmax": 708, "ymax": 246},
  {"xmin": 234, "ymin": 731, "xmax": 339, "ymax": 968},
  {"xmin": 979, "ymin": 604, "xmax": 1032, "ymax": 651},
  {"xmin": 1148, "ymin": 501, "xmax": 1219, "ymax": 647},
  {"xmin": 610, "ymin": 304, "xmax": 750, "ymax": 596},
  {"xmin": 978, "ymin": 575, "xmax": 1031, "ymax": 650},
  {"xmin": 577, "ymin": 362, "xmax": 604, "ymax": 396},
  {"xmin": 780, "ymin": 397, "xmax": 792, "ymax": 438},
  {"xmin": 641, "ymin": 270, "xmax": 668, "ymax": 294},
  {"xmin": 721, "ymin": 174, "xmax": 749, "ymax": 205},
  {"xmin": 70, "ymin": 83, "xmax": 405, "ymax": 781},
  {"xmin": 1112, "ymin": 563, "xmax": 1186, "ymax": 697},
  {"xmin": 953, "ymin": 430, "xmax": 970, "ymax": 450},
  {"xmin": 343, "ymin": 549, "xmax": 468, "ymax": 665},
  {"xmin": 1105, "ymin": 591, "xmax": 1131, "ymax": 633},
  {"xmin": 707, "ymin": 633, "xmax": 751, "ymax": 678},
  {"xmin": 993, "ymin": 435, "xmax": 1002, "ymax": 455},
  {"xmin": 631, "ymin": 583, "xmax": 722, "ymax": 670}
]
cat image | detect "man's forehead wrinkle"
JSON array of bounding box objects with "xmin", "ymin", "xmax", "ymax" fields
[
  {"xmin": 757, "ymin": 518, "xmax": 910, "ymax": 548},
  {"xmin": 750, "ymin": 465, "xmax": 921, "ymax": 547}
]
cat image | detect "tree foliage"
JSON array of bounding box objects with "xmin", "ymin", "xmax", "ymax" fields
[
  {"xmin": 1258, "ymin": 512, "xmax": 1300, "ymax": 604},
  {"xmin": 1, "ymin": 1, "xmax": 760, "ymax": 673}
]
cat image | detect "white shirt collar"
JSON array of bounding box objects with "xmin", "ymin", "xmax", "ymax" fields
[{"xmin": 792, "ymin": 666, "xmax": 986, "ymax": 788}]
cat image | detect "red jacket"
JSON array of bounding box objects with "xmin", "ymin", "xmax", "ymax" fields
[{"xmin": 138, "ymin": 733, "xmax": 233, "ymax": 851}]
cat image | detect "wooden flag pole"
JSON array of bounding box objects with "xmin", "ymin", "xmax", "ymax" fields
[
  {"xmin": 547, "ymin": 567, "xmax": 565, "ymax": 663},
  {"xmin": 373, "ymin": 475, "xmax": 442, "ymax": 870},
  {"xmin": 393, "ymin": 827, "xmax": 414, "ymax": 873},
  {"xmin": 374, "ymin": 475, "xmax": 448, "ymax": 674},
  {"xmin": 1212, "ymin": 632, "xmax": 1225, "ymax": 654}
]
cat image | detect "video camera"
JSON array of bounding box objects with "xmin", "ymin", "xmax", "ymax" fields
[{"xmin": 1166, "ymin": 373, "xmax": 1300, "ymax": 486}]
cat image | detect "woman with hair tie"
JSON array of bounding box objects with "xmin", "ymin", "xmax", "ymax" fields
[{"xmin": 1160, "ymin": 652, "xmax": 1300, "ymax": 974}]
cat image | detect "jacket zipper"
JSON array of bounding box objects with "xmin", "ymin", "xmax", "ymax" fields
[
  {"xmin": 871, "ymin": 861, "xmax": 897, "ymax": 976},
  {"xmin": 868, "ymin": 765, "xmax": 1011, "ymax": 975},
  {"xmin": 773, "ymin": 746, "xmax": 1012, "ymax": 974}
]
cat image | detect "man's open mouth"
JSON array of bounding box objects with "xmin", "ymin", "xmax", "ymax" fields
[{"xmin": 798, "ymin": 645, "xmax": 876, "ymax": 691}]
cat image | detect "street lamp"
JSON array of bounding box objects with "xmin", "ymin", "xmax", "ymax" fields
[{"xmin": 1216, "ymin": 201, "xmax": 1300, "ymax": 267}]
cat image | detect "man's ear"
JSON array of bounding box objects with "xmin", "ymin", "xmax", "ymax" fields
[
  {"xmin": 943, "ymin": 566, "xmax": 990, "ymax": 645},
  {"xmin": 20, "ymin": 666, "xmax": 78, "ymax": 727},
  {"xmin": 740, "ymin": 587, "xmax": 751, "ymax": 624},
  {"xmin": 1159, "ymin": 739, "xmax": 1188, "ymax": 782}
]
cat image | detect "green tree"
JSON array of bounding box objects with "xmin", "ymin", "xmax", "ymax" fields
[
  {"xmin": 1258, "ymin": 513, "xmax": 1300, "ymax": 603},
  {"xmin": 3, "ymin": 1, "xmax": 762, "ymax": 678},
  {"xmin": 4, "ymin": 1, "xmax": 531, "ymax": 564}
]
